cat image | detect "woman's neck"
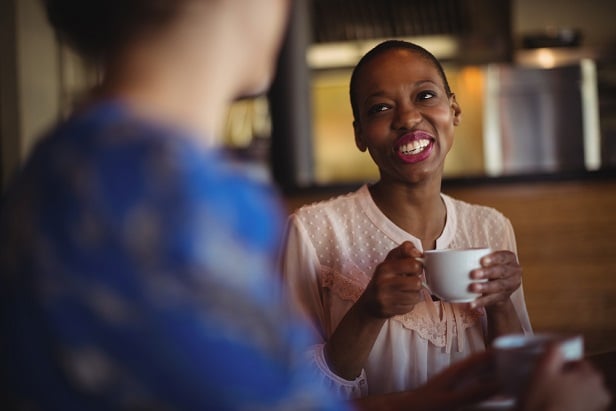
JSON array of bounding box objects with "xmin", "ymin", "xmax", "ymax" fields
[{"xmin": 369, "ymin": 180, "xmax": 446, "ymax": 250}]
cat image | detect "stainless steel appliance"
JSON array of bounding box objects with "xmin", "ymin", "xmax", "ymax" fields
[{"xmin": 483, "ymin": 60, "xmax": 601, "ymax": 176}]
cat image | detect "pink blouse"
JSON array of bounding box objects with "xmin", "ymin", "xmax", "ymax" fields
[{"xmin": 281, "ymin": 184, "xmax": 532, "ymax": 398}]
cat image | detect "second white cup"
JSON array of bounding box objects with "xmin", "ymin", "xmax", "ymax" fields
[{"xmin": 492, "ymin": 333, "xmax": 584, "ymax": 400}]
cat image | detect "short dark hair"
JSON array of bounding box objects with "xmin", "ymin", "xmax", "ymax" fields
[
  {"xmin": 349, "ymin": 40, "xmax": 452, "ymax": 122},
  {"xmin": 43, "ymin": 0, "xmax": 187, "ymax": 61}
]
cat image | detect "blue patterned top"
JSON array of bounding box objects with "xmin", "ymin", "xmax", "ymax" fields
[{"xmin": 0, "ymin": 101, "xmax": 347, "ymax": 411}]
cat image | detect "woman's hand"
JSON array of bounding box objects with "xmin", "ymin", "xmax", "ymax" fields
[
  {"xmin": 326, "ymin": 241, "xmax": 424, "ymax": 380},
  {"xmin": 519, "ymin": 345, "xmax": 611, "ymax": 411},
  {"xmin": 468, "ymin": 250, "xmax": 522, "ymax": 309},
  {"xmin": 410, "ymin": 350, "xmax": 500, "ymax": 411},
  {"xmin": 359, "ymin": 241, "xmax": 424, "ymax": 318},
  {"xmin": 354, "ymin": 350, "xmax": 500, "ymax": 411}
]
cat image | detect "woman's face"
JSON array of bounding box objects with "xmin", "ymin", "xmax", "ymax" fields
[{"xmin": 352, "ymin": 48, "xmax": 461, "ymax": 185}]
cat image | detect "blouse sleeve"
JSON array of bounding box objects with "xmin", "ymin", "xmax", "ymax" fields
[
  {"xmin": 281, "ymin": 215, "xmax": 371, "ymax": 398},
  {"xmin": 307, "ymin": 344, "xmax": 368, "ymax": 400},
  {"xmin": 281, "ymin": 214, "xmax": 330, "ymax": 341},
  {"xmin": 501, "ymin": 216, "xmax": 534, "ymax": 335}
]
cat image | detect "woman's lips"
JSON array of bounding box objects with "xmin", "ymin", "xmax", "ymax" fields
[{"xmin": 394, "ymin": 131, "xmax": 434, "ymax": 163}]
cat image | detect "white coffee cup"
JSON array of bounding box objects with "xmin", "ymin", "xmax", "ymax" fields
[
  {"xmin": 417, "ymin": 247, "xmax": 491, "ymax": 303},
  {"xmin": 492, "ymin": 333, "xmax": 584, "ymax": 400}
]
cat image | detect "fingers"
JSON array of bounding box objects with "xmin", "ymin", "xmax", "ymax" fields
[
  {"xmin": 537, "ymin": 345, "xmax": 602, "ymax": 382},
  {"xmin": 469, "ymin": 250, "xmax": 522, "ymax": 308},
  {"xmin": 480, "ymin": 250, "xmax": 517, "ymax": 267},
  {"xmin": 471, "ymin": 264, "xmax": 516, "ymax": 282},
  {"xmin": 373, "ymin": 274, "xmax": 424, "ymax": 316},
  {"xmin": 442, "ymin": 381, "xmax": 501, "ymax": 410},
  {"xmin": 378, "ymin": 241, "xmax": 424, "ymax": 280},
  {"xmin": 469, "ymin": 273, "xmax": 520, "ymax": 296},
  {"xmin": 425, "ymin": 351, "xmax": 500, "ymax": 409},
  {"xmin": 432, "ymin": 350, "xmax": 495, "ymax": 387},
  {"xmin": 385, "ymin": 240, "xmax": 422, "ymax": 260},
  {"xmin": 471, "ymin": 250, "xmax": 520, "ymax": 281},
  {"xmin": 533, "ymin": 343, "xmax": 565, "ymax": 377},
  {"xmin": 375, "ymin": 274, "xmax": 423, "ymax": 295},
  {"xmin": 378, "ymin": 257, "xmax": 423, "ymax": 279},
  {"xmin": 366, "ymin": 242, "xmax": 425, "ymax": 317},
  {"xmin": 521, "ymin": 345, "xmax": 612, "ymax": 411},
  {"xmin": 469, "ymin": 275, "xmax": 520, "ymax": 308}
]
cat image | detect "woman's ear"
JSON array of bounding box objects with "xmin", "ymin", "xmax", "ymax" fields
[
  {"xmin": 354, "ymin": 120, "xmax": 367, "ymax": 152},
  {"xmin": 450, "ymin": 93, "xmax": 462, "ymax": 126}
]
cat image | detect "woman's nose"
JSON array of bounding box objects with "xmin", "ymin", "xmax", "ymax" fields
[{"xmin": 392, "ymin": 104, "xmax": 421, "ymax": 130}]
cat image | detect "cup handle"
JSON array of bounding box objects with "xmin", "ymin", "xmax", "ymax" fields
[{"xmin": 415, "ymin": 257, "xmax": 432, "ymax": 294}]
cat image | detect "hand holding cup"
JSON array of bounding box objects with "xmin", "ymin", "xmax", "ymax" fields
[
  {"xmin": 361, "ymin": 241, "xmax": 424, "ymax": 318},
  {"xmin": 493, "ymin": 333, "xmax": 585, "ymax": 402},
  {"xmin": 467, "ymin": 249, "xmax": 523, "ymax": 309}
]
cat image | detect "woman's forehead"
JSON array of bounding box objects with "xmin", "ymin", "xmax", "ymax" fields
[
  {"xmin": 365, "ymin": 48, "xmax": 436, "ymax": 73},
  {"xmin": 356, "ymin": 49, "xmax": 443, "ymax": 88}
]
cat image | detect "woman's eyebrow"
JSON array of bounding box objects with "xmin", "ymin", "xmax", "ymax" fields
[{"xmin": 362, "ymin": 80, "xmax": 441, "ymax": 102}]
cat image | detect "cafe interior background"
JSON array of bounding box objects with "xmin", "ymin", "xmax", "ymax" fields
[{"xmin": 2, "ymin": 0, "xmax": 616, "ymax": 355}]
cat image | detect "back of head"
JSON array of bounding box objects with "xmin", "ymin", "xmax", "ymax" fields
[{"xmin": 43, "ymin": 0, "xmax": 187, "ymax": 61}]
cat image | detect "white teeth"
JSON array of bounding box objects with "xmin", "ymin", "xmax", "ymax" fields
[{"xmin": 399, "ymin": 139, "xmax": 430, "ymax": 155}]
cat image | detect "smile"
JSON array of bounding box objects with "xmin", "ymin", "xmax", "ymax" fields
[
  {"xmin": 398, "ymin": 139, "xmax": 431, "ymax": 155},
  {"xmin": 394, "ymin": 131, "xmax": 434, "ymax": 163}
]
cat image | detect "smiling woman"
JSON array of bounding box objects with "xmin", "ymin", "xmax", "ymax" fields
[{"xmin": 280, "ymin": 39, "xmax": 532, "ymax": 408}]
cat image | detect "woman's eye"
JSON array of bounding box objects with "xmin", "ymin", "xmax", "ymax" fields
[
  {"xmin": 417, "ymin": 90, "xmax": 436, "ymax": 101},
  {"xmin": 367, "ymin": 104, "xmax": 389, "ymax": 114}
]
